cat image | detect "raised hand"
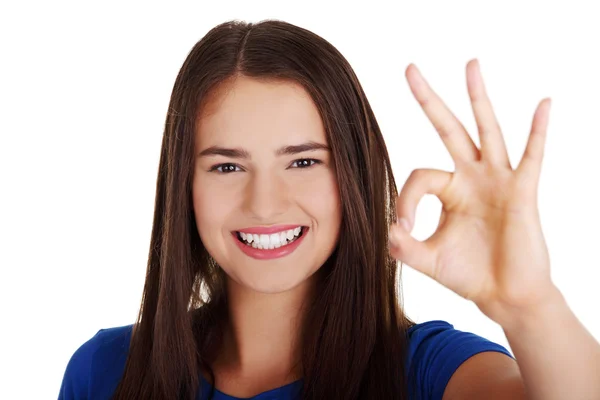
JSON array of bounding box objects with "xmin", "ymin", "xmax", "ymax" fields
[{"xmin": 389, "ymin": 59, "xmax": 557, "ymax": 325}]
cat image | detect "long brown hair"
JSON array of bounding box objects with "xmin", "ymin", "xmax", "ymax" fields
[{"xmin": 112, "ymin": 19, "xmax": 415, "ymax": 399}]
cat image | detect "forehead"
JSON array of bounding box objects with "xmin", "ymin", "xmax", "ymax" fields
[{"xmin": 195, "ymin": 76, "xmax": 326, "ymax": 147}]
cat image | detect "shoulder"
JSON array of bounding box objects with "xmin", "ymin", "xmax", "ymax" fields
[
  {"xmin": 406, "ymin": 320, "xmax": 513, "ymax": 400},
  {"xmin": 58, "ymin": 324, "xmax": 134, "ymax": 400}
]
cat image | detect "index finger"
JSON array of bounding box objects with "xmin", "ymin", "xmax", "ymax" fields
[{"xmin": 406, "ymin": 64, "xmax": 480, "ymax": 166}]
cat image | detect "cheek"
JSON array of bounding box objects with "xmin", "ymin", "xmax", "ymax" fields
[
  {"xmin": 294, "ymin": 172, "xmax": 341, "ymax": 226},
  {"xmin": 192, "ymin": 177, "xmax": 235, "ymax": 237}
]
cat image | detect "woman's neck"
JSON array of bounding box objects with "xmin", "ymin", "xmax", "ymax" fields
[{"xmin": 214, "ymin": 275, "xmax": 317, "ymax": 382}]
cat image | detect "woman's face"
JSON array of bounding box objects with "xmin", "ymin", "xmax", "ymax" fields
[{"xmin": 193, "ymin": 76, "xmax": 342, "ymax": 294}]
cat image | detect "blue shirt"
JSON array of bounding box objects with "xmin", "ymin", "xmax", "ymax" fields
[{"xmin": 58, "ymin": 320, "xmax": 513, "ymax": 399}]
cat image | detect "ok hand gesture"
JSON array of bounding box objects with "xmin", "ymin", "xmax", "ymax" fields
[{"xmin": 389, "ymin": 59, "xmax": 556, "ymax": 325}]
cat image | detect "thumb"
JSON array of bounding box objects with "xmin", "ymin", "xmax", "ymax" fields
[{"xmin": 389, "ymin": 218, "xmax": 436, "ymax": 279}]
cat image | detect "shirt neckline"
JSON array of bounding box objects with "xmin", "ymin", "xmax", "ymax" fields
[{"xmin": 199, "ymin": 373, "xmax": 304, "ymax": 399}]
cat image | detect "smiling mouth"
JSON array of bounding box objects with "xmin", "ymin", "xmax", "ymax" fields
[{"xmin": 235, "ymin": 226, "xmax": 307, "ymax": 250}]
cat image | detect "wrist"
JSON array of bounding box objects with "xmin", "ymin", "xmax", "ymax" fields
[
  {"xmin": 501, "ymin": 285, "xmax": 567, "ymax": 334},
  {"xmin": 477, "ymin": 283, "xmax": 566, "ymax": 331}
]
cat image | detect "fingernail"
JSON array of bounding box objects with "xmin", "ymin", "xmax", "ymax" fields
[
  {"xmin": 389, "ymin": 225, "xmax": 400, "ymax": 247},
  {"xmin": 398, "ymin": 218, "xmax": 411, "ymax": 232}
]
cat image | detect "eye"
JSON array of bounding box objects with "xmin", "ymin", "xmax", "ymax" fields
[
  {"xmin": 209, "ymin": 163, "xmax": 242, "ymax": 173},
  {"xmin": 289, "ymin": 158, "xmax": 322, "ymax": 169}
]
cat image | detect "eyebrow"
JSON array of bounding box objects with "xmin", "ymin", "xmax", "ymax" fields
[{"xmin": 197, "ymin": 141, "xmax": 331, "ymax": 159}]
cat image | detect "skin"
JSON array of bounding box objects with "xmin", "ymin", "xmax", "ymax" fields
[
  {"xmin": 192, "ymin": 76, "xmax": 342, "ymax": 396},
  {"xmin": 392, "ymin": 59, "xmax": 600, "ymax": 399},
  {"xmin": 190, "ymin": 59, "xmax": 600, "ymax": 399}
]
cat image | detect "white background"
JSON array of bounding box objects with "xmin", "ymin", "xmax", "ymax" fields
[{"xmin": 1, "ymin": 1, "xmax": 599, "ymax": 398}]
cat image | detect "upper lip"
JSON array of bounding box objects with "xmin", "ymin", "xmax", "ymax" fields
[{"xmin": 234, "ymin": 224, "xmax": 305, "ymax": 234}]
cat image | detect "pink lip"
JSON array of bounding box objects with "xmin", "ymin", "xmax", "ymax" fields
[
  {"xmin": 232, "ymin": 227, "xmax": 309, "ymax": 260},
  {"xmin": 233, "ymin": 224, "xmax": 304, "ymax": 234}
]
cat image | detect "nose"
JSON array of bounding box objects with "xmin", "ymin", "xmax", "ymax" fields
[{"xmin": 242, "ymin": 170, "xmax": 290, "ymax": 222}]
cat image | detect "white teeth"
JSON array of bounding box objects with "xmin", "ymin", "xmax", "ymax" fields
[
  {"xmin": 259, "ymin": 234, "xmax": 269, "ymax": 248},
  {"xmin": 237, "ymin": 227, "xmax": 304, "ymax": 249},
  {"xmin": 270, "ymin": 233, "xmax": 281, "ymax": 248}
]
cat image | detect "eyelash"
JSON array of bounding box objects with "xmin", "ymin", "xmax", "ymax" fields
[{"xmin": 208, "ymin": 158, "xmax": 322, "ymax": 174}]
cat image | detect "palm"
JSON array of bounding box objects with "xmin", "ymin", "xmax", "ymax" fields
[
  {"xmin": 390, "ymin": 60, "xmax": 554, "ymax": 322},
  {"xmin": 427, "ymin": 164, "xmax": 549, "ymax": 309}
]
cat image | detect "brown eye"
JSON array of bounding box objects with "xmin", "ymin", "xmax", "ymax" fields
[
  {"xmin": 290, "ymin": 158, "xmax": 321, "ymax": 168},
  {"xmin": 209, "ymin": 163, "xmax": 241, "ymax": 173}
]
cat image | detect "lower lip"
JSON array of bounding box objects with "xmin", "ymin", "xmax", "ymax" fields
[{"xmin": 232, "ymin": 228, "xmax": 308, "ymax": 260}]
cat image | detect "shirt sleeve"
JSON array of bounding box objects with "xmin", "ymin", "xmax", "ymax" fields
[
  {"xmin": 406, "ymin": 320, "xmax": 514, "ymax": 400},
  {"xmin": 58, "ymin": 329, "xmax": 104, "ymax": 400}
]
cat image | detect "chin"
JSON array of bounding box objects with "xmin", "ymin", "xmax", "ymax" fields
[{"xmin": 227, "ymin": 267, "xmax": 319, "ymax": 295}]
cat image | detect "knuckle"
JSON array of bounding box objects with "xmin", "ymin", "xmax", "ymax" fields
[
  {"xmin": 409, "ymin": 168, "xmax": 425, "ymax": 178},
  {"xmin": 408, "ymin": 168, "xmax": 429, "ymax": 183}
]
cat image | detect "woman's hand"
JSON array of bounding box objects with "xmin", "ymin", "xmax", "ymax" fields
[{"xmin": 389, "ymin": 59, "xmax": 558, "ymax": 326}]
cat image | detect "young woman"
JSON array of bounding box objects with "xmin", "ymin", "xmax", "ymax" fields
[{"xmin": 59, "ymin": 19, "xmax": 600, "ymax": 399}]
